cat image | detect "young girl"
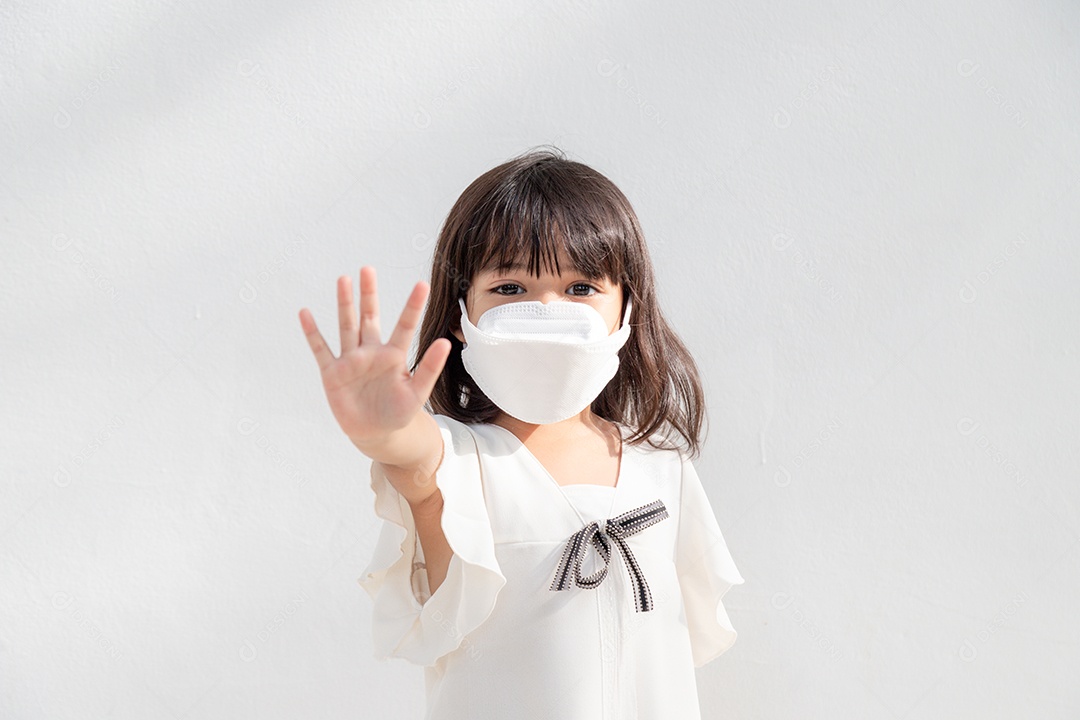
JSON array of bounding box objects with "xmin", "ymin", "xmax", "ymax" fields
[{"xmin": 298, "ymin": 148, "xmax": 745, "ymax": 719}]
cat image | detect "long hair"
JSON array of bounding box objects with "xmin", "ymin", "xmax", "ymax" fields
[{"xmin": 410, "ymin": 145, "xmax": 708, "ymax": 459}]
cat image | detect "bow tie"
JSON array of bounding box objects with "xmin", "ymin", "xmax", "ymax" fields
[{"xmin": 549, "ymin": 499, "xmax": 669, "ymax": 612}]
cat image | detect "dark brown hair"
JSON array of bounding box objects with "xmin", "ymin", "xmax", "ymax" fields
[{"xmin": 410, "ymin": 145, "xmax": 708, "ymax": 459}]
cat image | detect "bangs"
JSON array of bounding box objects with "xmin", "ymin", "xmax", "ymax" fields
[{"xmin": 470, "ymin": 174, "xmax": 626, "ymax": 285}]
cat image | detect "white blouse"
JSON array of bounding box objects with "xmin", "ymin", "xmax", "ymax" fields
[{"xmin": 358, "ymin": 414, "xmax": 745, "ymax": 720}]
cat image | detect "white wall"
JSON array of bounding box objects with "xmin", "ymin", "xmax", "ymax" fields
[{"xmin": 2, "ymin": 1, "xmax": 1078, "ymax": 717}]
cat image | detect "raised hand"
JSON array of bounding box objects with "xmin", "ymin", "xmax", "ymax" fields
[{"xmin": 298, "ymin": 266, "xmax": 451, "ymax": 452}]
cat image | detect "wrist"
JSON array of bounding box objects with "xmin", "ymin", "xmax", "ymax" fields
[
  {"xmin": 351, "ymin": 413, "xmax": 432, "ymax": 466},
  {"xmin": 350, "ymin": 431, "xmax": 393, "ymax": 459}
]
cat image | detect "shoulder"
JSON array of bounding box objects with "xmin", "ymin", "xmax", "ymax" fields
[
  {"xmin": 623, "ymin": 421, "xmax": 686, "ymax": 459},
  {"xmin": 432, "ymin": 414, "xmax": 489, "ymax": 437},
  {"xmin": 430, "ymin": 414, "xmax": 502, "ymax": 456},
  {"xmin": 622, "ymin": 425, "xmax": 687, "ymax": 483}
]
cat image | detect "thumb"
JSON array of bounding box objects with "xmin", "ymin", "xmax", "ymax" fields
[{"xmin": 408, "ymin": 338, "xmax": 452, "ymax": 405}]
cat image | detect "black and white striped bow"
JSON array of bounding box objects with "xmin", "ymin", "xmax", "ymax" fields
[{"xmin": 549, "ymin": 499, "xmax": 669, "ymax": 612}]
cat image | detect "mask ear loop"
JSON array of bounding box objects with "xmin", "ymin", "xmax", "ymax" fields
[
  {"xmin": 620, "ymin": 296, "xmax": 633, "ymax": 330},
  {"xmin": 457, "ymin": 296, "xmax": 474, "ymax": 334}
]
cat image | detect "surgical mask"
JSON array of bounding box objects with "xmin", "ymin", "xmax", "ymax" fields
[{"xmin": 458, "ymin": 296, "xmax": 634, "ymax": 425}]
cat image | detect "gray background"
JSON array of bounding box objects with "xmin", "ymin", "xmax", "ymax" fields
[{"xmin": 2, "ymin": 0, "xmax": 1078, "ymax": 718}]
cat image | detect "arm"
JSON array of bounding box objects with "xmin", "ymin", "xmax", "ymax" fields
[
  {"xmin": 404, "ymin": 486, "xmax": 451, "ymax": 595},
  {"xmin": 359, "ymin": 411, "xmax": 452, "ymax": 597}
]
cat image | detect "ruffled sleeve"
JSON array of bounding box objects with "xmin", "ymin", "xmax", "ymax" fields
[
  {"xmin": 674, "ymin": 452, "xmax": 746, "ymax": 668},
  {"xmin": 357, "ymin": 414, "xmax": 506, "ymax": 667}
]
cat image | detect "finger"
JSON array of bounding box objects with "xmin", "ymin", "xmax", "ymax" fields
[
  {"xmin": 338, "ymin": 275, "xmax": 359, "ymax": 355},
  {"xmin": 299, "ymin": 308, "xmax": 337, "ymax": 372},
  {"xmin": 386, "ymin": 281, "xmax": 429, "ymax": 354},
  {"xmin": 408, "ymin": 337, "xmax": 451, "ymax": 403},
  {"xmin": 359, "ymin": 266, "xmax": 383, "ymax": 347}
]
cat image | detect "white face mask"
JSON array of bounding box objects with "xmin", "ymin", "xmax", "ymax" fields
[{"xmin": 458, "ymin": 296, "xmax": 634, "ymax": 425}]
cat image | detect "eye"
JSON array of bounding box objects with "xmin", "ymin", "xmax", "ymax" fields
[
  {"xmin": 488, "ymin": 282, "xmax": 598, "ymax": 296},
  {"xmin": 491, "ymin": 283, "xmax": 522, "ymax": 295}
]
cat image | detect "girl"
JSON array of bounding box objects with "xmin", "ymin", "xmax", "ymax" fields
[{"xmin": 298, "ymin": 148, "xmax": 745, "ymax": 719}]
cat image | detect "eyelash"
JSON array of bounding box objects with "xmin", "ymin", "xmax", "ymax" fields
[{"xmin": 490, "ymin": 283, "xmax": 597, "ymax": 296}]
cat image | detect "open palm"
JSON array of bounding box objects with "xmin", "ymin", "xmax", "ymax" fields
[{"xmin": 298, "ymin": 267, "xmax": 451, "ymax": 449}]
